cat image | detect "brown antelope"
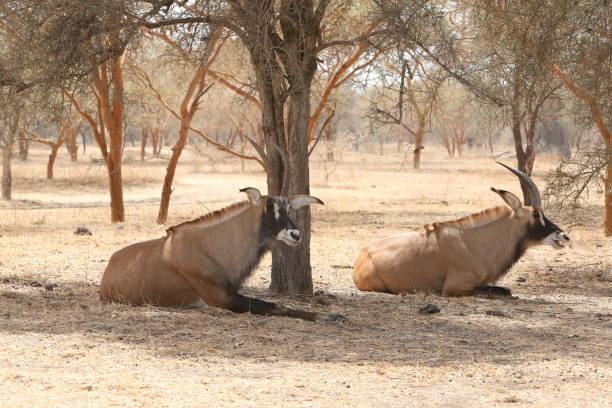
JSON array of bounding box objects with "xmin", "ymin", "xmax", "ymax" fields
[
  {"xmin": 100, "ymin": 141, "xmax": 344, "ymax": 322},
  {"xmin": 353, "ymin": 163, "xmax": 570, "ymax": 297}
]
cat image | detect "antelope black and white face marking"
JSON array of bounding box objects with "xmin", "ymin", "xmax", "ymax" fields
[
  {"xmin": 529, "ymin": 211, "xmax": 570, "ymax": 249},
  {"xmin": 262, "ymin": 197, "xmax": 301, "ymax": 246},
  {"xmin": 240, "ymin": 187, "xmax": 324, "ymax": 247},
  {"xmin": 490, "ymin": 184, "xmax": 570, "ymax": 250}
]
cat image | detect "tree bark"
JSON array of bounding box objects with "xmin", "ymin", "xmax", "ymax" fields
[
  {"xmin": 605, "ymin": 143, "xmax": 612, "ymax": 236},
  {"xmin": 18, "ymin": 135, "xmax": 28, "ymax": 161},
  {"xmin": 140, "ymin": 127, "xmax": 148, "ymax": 161},
  {"xmin": 99, "ymin": 54, "xmax": 126, "ymax": 223},
  {"xmin": 47, "ymin": 145, "xmax": 61, "ymax": 179},
  {"xmin": 2, "ymin": 108, "xmax": 18, "ymax": 200},
  {"xmin": 511, "ymin": 122, "xmax": 534, "ymax": 205},
  {"xmin": 270, "ymin": 90, "xmax": 314, "ymax": 294},
  {"xmin": 157, "ymin": 121, "xmax": 190, "ymax": 224},
  {"xmin": 413, "ymin": 118, "xmax": 426, "ymax": 169},
  {"xmin": 65, "ymin": 124, "xmax": 79, "ymax": 162},
  {"xmin": 1, "ymin": 142, "xmax": 12, "ymax": 200},
  {"xmin": 326, "ymin": 124, "xmax": 334, "ymax": 162}
]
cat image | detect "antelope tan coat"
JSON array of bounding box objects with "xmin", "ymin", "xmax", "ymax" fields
[
  {"xmin": 99, "ymin": 191, "xmax": 344, "ymax": 322},
  {"xmin": 353, "ymin": 206, "xmax": 536, "ymax": 296},
  {"xmin": 353, "ymin": 173, "xmax": 570, "ymax": 297},
  {"xmin": 99, "ymin": 201, "xmax": 261, "ymax": 307}
]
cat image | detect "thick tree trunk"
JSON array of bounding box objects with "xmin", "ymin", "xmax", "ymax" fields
[
  {"xmin": 270, "ymin": 91, "xmax": 314, "ymax": 294},
  {"xmin": 107, "ymin": 158, "xmax": 124, "ymax": 222},
  {"xmin": 105, "ymin": 56, "xmax": 126, "ymax": 223},
  {"xmin": 413, "ymin": 146, "xmax": 423, "ymax": 169}
]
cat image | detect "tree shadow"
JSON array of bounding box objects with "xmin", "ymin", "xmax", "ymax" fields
[{"xmin": 1, "ymin": 276, "xmax": 609, "ymax": 369}]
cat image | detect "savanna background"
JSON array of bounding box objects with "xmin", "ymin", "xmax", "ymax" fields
[{"xmin": 0, "ymin": 1, "xmax": 610, "ymax": 407}]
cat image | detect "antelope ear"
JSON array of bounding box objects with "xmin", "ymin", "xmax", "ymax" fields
[
  {"xmin": 289, "ymin": 195, "xmax": 324, "ymax": 210},
  {"xmin": 491, "ymin": 187, "xmax": 522, "ymax": 212},
  {"xmin": 239, "ymin": 187, "xmax": 262, "ymax": 204}
]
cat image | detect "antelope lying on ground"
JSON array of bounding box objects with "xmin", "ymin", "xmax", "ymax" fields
[
  {"xmin": 101, "ymin": 138, "xmax": 343, "ymax": 322},
  {"xmin": 353, "ymin": 163, "xmax": 570, "ymax": 297},
  {"xmin": 99, "ymin": 187, "xmax": 344, "ymax": 321}
]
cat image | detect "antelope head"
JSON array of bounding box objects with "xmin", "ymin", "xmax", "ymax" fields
[
  {"xmin": 493, "ymin": 162, "xmax": 570, "ymax": 249},
  {"xmin": 240, "ymin": 187, "xmax": 324, "ymax": 246},
  {"xmin": 241, "ymin": 135, "xmax": 323, "ymax": 247}
]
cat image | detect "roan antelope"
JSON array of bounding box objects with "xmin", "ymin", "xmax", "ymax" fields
[
  {"xmin": 100, "ymin": 142, "xmax": 344, "ymax": 322},
  {"xmin": 352, "ymin": 163, "xmax": 570, "ymax": 297}
]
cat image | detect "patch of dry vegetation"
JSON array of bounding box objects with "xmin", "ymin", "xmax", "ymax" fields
[{"xmin": 1, "ymin": 145, "xmax": 610, "ymax": 407}]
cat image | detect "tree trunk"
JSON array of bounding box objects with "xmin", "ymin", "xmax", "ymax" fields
[
  {"xmin": 107, "ymin": 159, "xmax": 124, "ymax": 222},
  {"xmin": 104, "ymin": 56, "xmax": 126, "ymax": 223},
  {"xmin": 156, "ymin": 131, "xmax": 164, "ymax": 156},
  {"xmin": 18, "ymin": 135, "xmax": 28, "ymax": 161},
  {"xmin": 397, "ymin": 133, "xmax": 402, "ymax": 153},
  {"xmin": 65, "ymin": 126, "xmax": 79, "ymax": 162},
  {"xmin": 47, "ymin": 145, "xmax": 60, "ymax": 179},
  {"xmin": 81, "ymin": 131, "xmax": 87, "ymax": 154},
  {"xmin": 413, "ymin": 119, "xmax": 425, "ymax": 169},
  {"xmin": 1, "ymin": 142, "xmax": 12, "ymax": 200},
  {"xmin": 511, "ymin": 123, "xmax": 536, "ymax": 206},
  {"xmin": 605, "ymin": 142, "xmax": 612, "ymax": 236},
  {"xmin": 270, "ymin": 90, "xmax": 313, "ymax": 294},
  {"xmin": 326, "ymin": 125, "xmax": 334, "ymax": 162},
  {"xmin": 157, "ymin": 121, "xmax": 190, "ymax": 224},
  {"xmin": 2, "ymin": 109, "xmax": 18, "ymax": 200},
  {"xmin": 140, "ymin": 127, "xmax": 148, "ymax": 161},
  {"xmin": 151, "ymin": 129, "xmax": 159, "ymax": 156}
]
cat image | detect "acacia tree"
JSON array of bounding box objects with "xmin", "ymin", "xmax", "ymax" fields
[
  {"xmin": 140, "ymin": 1, "xmax": 400, "ymax": 294},
  {"xmin": 0, "ymin": 88, "xmax": 22, "ymax": 200},
  {"xmin": 22, "ymin": 116, "xmax": 81, "ymax": 179},
  {"xmin": 458, "ymin": 1, "xmax": 563, "ymax": 202},
  {"xmin": 470, "ymin": 0, "xmax": 611, "ymax": 234},
  {"xmin": 65, "ymin": 44, "xmax": 127, "ymax": 222},
  {"xmin": 369, "ymin": 51, "xmax": 445, "ymax": 169},
  {"xmin": 131, "ymin": 28, "xmax": 264, "ymax": 223}
]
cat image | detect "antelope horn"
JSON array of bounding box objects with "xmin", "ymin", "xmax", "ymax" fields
[
  {"xmin": 496, "ymin": 162, "xmax": 542, "ymax": 209},
  {"xmin": 277, "ymin": 144, "xmax": 290, "ymax": 197},
  {"xmin": 245, "ymin": 136, "xmax": 290, "ymax": 197},
  {"xmin": 245, "ymin": 136, "xmax": 273, "ymax": 171}
]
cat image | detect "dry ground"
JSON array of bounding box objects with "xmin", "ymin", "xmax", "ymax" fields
[{"xmin": 1, "ymin": 144, "xmax": 610, "ymax": 408}]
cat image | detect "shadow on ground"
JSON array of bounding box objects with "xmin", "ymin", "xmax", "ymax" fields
[{"xmin": 1, "ymin": 276, "xmax": 610, "ymax": 368}]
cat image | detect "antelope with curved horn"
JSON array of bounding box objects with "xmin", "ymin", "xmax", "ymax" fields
[
  {"xmin": 100, "ymin": 141, "xmax": 343, "ymax": 322},
  {"xmin": 353, "ymin": 162, "xmax": 570, "ymax": 297}
]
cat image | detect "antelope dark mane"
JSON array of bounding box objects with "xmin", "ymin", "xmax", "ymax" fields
[
  {"xmin": 432, "ymin": 206, "xmax": 511, "ymax": 230},
  {"xmin": 166, "ymin": 200, "xmax": 252, "ymax": 233}
]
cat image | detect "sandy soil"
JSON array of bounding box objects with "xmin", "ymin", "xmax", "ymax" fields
[{"xmin": 1, "ymin": 145, "xmax": 610, "ymax": 407}]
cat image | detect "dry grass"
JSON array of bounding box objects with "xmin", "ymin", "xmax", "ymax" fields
[{"xmin": 1, "ymin": 144, "xmax": 610, "ymax": 408}]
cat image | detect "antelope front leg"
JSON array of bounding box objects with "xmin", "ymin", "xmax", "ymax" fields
[
  {"xmin": 474, "ymin": 285, "xmax": 513, "ymax": 297},
  {"xmin": 227, "ymin": 294, "xmax": 346, "ymax": 322},
  {"xmin": 176, "ymin": 269, "xmax": 345, "ymax": 322}
]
